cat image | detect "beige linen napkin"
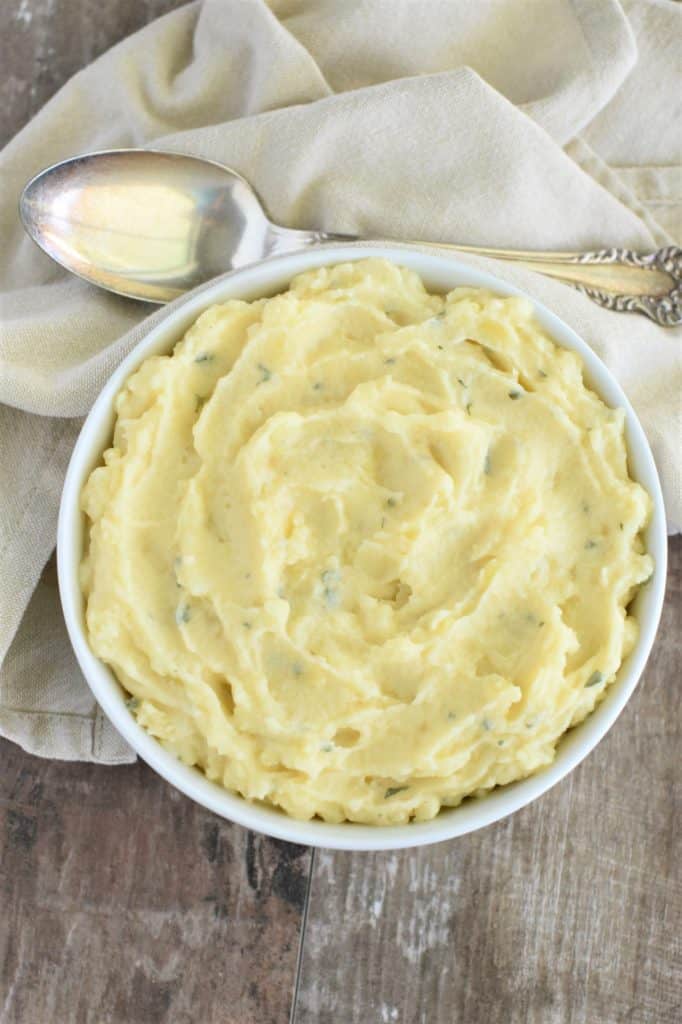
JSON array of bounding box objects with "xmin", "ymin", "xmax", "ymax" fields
[{"xmin": 1, "ymin": 0, "xmax": 680, "ymax": 763}]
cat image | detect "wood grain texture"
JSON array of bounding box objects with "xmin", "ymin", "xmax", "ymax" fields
[
  {"xmin": 0, "ymin": 0, "xmax": 187, "ymax": 148},
  {"xmin": 0, "ymin": 744, "xmax": 311, "ymax": 1024},
  {"xmin": 294, "ymin": 540, "xmax": 682, "ymax": 1024}
]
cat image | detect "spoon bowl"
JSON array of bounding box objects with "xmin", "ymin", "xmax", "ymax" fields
[{"xmin": 19, "ymin": 150, "xmax": 343, "ymax": 303}]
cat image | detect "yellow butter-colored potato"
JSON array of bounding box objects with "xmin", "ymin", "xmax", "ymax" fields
[{"xmin": 81, "ymin": 259, "xmax": 652, "ymax": 825}]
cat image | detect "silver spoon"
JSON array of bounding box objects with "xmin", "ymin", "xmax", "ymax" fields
[{"xmin": 19, "ymin": 149, "xmax": 681, "ymax": 326}]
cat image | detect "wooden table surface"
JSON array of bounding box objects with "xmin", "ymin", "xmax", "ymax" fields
[{"xmin": 1, "ymin": 3, "xmax": 680, "ymax": 1022}]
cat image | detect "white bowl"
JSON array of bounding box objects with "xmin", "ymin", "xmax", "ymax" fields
[{"xmin": 58, "ymin": 245, "xmax": 667, "ymax": 851}]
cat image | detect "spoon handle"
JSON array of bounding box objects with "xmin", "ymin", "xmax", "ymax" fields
[{"xmin": 315, "ymin": 234, "xmax": 682, "ymax": 327}]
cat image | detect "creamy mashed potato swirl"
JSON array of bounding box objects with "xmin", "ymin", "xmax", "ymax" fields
[{"xmin": 81, "ymin": 259, "xmax": 652, "ymax": 824}]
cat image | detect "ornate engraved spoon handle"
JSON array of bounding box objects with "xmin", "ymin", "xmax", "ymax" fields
[
  {"xmin": 438, "ymin": 244, "xmax": 682, "ymax": 327},
  {"xmin": 354, "ymin": 241, "xmax": 681, "ymax": 327}
]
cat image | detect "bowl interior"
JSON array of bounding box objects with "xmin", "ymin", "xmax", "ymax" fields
[{"xmin": 57, "ymin": 245, "xmax": 667, "ymax": 850}]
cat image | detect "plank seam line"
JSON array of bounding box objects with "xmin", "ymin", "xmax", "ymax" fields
[{"xmin": 289, "ymin": 846, "xmax": 316, "ymax": 1024}]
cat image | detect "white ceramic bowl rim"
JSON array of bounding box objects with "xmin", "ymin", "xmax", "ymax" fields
[{"xmin": 57, "ymin": 244, "xmax": 668, "ymax": 851}]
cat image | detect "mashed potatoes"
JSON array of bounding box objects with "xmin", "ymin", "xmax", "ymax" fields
[{"xmin": 81, "ymin": 258, "xmax": 652, "ymax": 824}]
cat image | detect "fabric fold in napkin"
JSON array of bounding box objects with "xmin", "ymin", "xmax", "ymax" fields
[{"xmin": 0, "ymin": 0, "xmax": 680, "ymax": 763}]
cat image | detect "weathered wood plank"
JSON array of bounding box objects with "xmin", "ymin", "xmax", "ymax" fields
[
  {"xmin": 0, "ymin": 744, "xmax": 311, "ymax": 1024},
  {"xmin": 293, "ymin": 539, "xmax": 682, "ymax": 1024},
  {"xmin": 0, "ymin": 0, "xmax": 187, "ymax": 148}
]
